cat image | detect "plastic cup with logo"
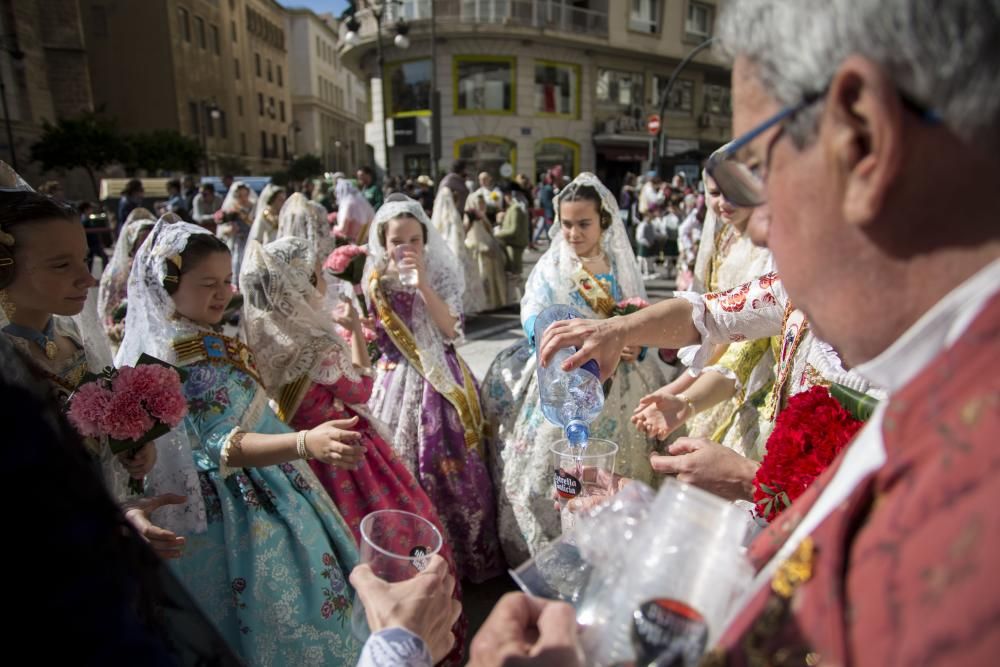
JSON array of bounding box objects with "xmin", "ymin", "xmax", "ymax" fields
[
  {"xmin": 392, "ymin": 243, "xmax": 419, "ymax": 287},
  {"xmin": 350, "ymin": 509, "xmax": 443, "ymax": 641},
  {"xmin": 551, "ymin": 438, "xmax": 618, "ymax": 534}
]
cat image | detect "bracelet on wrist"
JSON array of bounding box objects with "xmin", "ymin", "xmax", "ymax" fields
[
  {"xmin": 677, "ymin": 393, "xmax": 697, "ymax": 417},
  {"xmin": 296, "ymin": 430, "xmax": 311, "ymax": 460}
]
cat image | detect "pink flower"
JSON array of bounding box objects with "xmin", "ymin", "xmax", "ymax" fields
[
  {"xmin": 67, "ymin": 382, "xmax": 114, "ymax": 438},
  {"xmin": 324, "ymin": 244, "xmax": 366, "ymax": 273},
  {"xmin": 100, "ymin": 390, "xmax": 155, "ymax": 441},
  {"xmin": 618, "ymin": 297, "xmax": 649, "ymax": 309}
]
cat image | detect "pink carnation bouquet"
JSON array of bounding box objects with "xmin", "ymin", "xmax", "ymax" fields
[{"xmin": 68, "ymin": 354, "xmax": 188, "ymax": 494}]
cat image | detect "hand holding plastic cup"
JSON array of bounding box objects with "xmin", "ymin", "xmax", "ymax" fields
[
  {"xmin": 551, "ymin": 438, "xmax": 619, "ymax": 534},
  {"xmin": 350, "ymin": 510, "xmax": 443, "ymax": 641},
  {"xmin": 392, "ymin": 243, "xmax": 419, "ymax": 288}
]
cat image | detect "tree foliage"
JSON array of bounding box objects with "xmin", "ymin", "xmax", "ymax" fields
[
  {"xmin": 288, "ymin": 153, "xmax": 324, "ymax": 182},
  {"xmin": 30, "ymin": 112, "xmax": 128, "ymax": 196}
]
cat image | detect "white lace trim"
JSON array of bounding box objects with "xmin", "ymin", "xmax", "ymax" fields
[
  {"xmin": 673, "ymin": 290, "xmax": 713, "ymax": 374},
  {"xmin": 219, "ymin": 426, "xmax": 243, "ymax": 479}
]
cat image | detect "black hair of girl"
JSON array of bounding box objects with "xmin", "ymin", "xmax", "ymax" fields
[
  {"xmin": 0, "ymin": 191, "xmax": 77, "ymax": 290},
  {"xmin": 377, "ymin": 193, "xmax": 428, "ymax": 247},
  {"xmin": 559, "ymin": 183, "xmax": 613, "ymax": 230},
  {"xmin": 162, "ymin": 233, "xmax": 230, "ymax": 295}
]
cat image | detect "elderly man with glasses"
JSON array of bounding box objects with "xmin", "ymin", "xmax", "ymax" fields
[{"xmin": 447, "ymin": 0, "xmax": 1000, "ymax": 665}]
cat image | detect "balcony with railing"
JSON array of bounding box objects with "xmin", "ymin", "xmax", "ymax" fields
[{"xmin": 349, "ymin": 0, "xmax": 609, "ymax": 45}]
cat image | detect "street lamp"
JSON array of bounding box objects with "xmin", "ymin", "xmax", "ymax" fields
[
  {"xmin": 287, "ymin": 120, "xmax": 301, "ymax": 163},
  {"xmin": 200, "ymin": 99, "xmax": 222, "ymax": 174},
  {"xmin": 0, "ymin": 37, "xmax": 26, "ymax": 171},
  {"xmin": 654, "ymin": 36, "xmax": 715, "ymax": 176},
  {"xmin": 343, "ymin": 1, "xmax": 409, "ymax": 178}
]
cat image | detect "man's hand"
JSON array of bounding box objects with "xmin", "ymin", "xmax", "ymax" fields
[
  {"xmin": 350, "ymin": 555, "xmax": 461, "ymax": 664},
  {"xmin": 538, "ymin": 317, "xmax": 625, "ymax": 381},
  {"xmin": 649, "ymin": 437, "xmax": 759, "ymax": 501},
  {"xmin": 121, "ymin": 493, "xmax": 187, "ymax": 559},
  {"xmin": 469, "ymin": 593, "xmax": 581, "ymax": 667}
]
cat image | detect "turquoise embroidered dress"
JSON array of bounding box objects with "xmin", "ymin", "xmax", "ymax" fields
[{"xmin": 170, "ymin": 331, "xmax": 362, "ymax": 666}]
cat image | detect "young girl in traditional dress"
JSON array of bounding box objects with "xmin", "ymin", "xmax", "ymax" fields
[
  {"xmin": 432, "ymin": 185, "xmax": 486, "ymax": 315},
  {"xmin": 117, "ymin": 219, "xmax": 363, "ymax": 665},
  {"xmin": 217, "ymin": 181, "xmax": 256, "ymax": 285},
  {"xmin": 246, "ymin": 183, "xmax": 285, "ymax": 246},
  {"xmin": 97, "ymin": 207, "xmax": 157, "ymax": 351},
  {"xmin": 481, "ymin": 172, "xmax": 667, "ymax": 565},
  {"xmin": 0, "ymin": 164, "xmax": 159, "ymax": 538},
  {"xmin": 464, "ymin": 191, "xmax": 508, "ymax": 310},
  {"xmin": 364, "ymin": 194, "xmax": 503, "ymax": 582},
  {"xmin": 241, "ymin": 236, "xmax": 468, "ymax": 663}
]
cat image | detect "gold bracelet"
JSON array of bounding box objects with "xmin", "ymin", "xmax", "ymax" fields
[{"xmin": 676, "ymin": 393, "xmax": 697, "ymax": 417}]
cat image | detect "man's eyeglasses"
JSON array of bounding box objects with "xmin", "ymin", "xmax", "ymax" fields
[{"xmin": 706, "ymin": 87, "xmax": 940, "ymax": 208}]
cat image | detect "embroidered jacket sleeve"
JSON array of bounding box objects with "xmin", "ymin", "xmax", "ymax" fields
[
  {"xmin": 674, "ymin": 272, "xmax": 786, "ymax": 374},
  {"xmin": 317, "ymin": 372, "xmax": 375, "ymax": 406},
  {"xmin": 356, "ymin": 627, "xmax": 432, "ymax": 667}
]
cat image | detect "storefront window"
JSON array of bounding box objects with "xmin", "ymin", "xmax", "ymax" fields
[
  {"xmin": 454, "ymin": 56, "xmax": 516, "ymax": 114},
  {"xmin": 386, "ymin": 59, "xmax": 432, "ymax": 117},
  {"xmin": 534, "ymin": 61, "xmax": 579, "ymax": 118}
]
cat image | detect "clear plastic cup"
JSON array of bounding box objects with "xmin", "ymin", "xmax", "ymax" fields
[
  {"xmin": 350, "ymin": 510, "xmax": 443, "ymax": 641},
  {"xmin": 551, "ymin": 438, "xmax": 618, "ymax": 534},
  {"xmin": 392, "ymin": 243, "xmax": 419, "ymax": 287}
]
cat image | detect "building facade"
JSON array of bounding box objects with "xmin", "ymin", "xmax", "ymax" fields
[
  {"xmin": 340, "ymin": 0, "xmax": 732, "ymax": 191},
  {"xmin": 82, "ymin": 0, "xmax": 294, "ymax": 175},
  {"xmin": 0, "ymin": 0, "xmax": 94, "ymax": 190},
  {"xmin": 286, "ymin": 8, "xmax": 367, "ymax": 175}
]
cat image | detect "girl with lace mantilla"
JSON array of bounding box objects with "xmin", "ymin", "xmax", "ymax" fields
[
  {"xmin": 241, "ymin": 236, "xmax": 469, "ymax": 663},
  {"xmin": 431, "ymin": 185, "xmax": 486, "ymax": 316},
  {"xmin": 216, "ymin": 181, "xmax": 256, "ymax": 286},
  {"xmin": 96, "ymin": 207, "xmax": 157, "ymax": 351},
  {"xmin": 464, "ymin": 191, "xmax": 509, "ymax": 310},
  {"xmin": 364, "ymin": 194, "xmax": 503, "ymax": 582},
  {"xmin": 480, "ymin": 172, "xmax": 667, "ymax": 565},
  {"xmin": 0, "ymin": 166, "xmax": 153, "ymax": 496},
  {"xmin": 116, "ymin": 219, "xmax": 362, "ymax": 665},
  {"xmin": 246, "ymin": 183, "xmax": 285, "ymax": 246},
  {"xmin": 633, "ymin": 167, "xmax": 777, "ymax": 460}
]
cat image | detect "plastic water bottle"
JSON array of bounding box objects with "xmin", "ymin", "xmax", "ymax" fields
[{"xmin": 533, "ymin": 304, "xmax": 605, "ymax": 446}]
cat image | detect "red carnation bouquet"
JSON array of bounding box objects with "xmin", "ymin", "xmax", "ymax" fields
[
  {"xmin": 324, "ymin": 244, "xmax": 369, "ymax": 317},
  {"xmin": 68, "ymin": 354, "xmax": 188, "ymax": 494},
  {"xmin": 753, "ymin": 385, "xmax": 867, "ymax": 522}
]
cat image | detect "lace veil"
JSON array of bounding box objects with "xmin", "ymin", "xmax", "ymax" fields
[
  {"xmin": 241, "ymin": 237, "xmax": 361, "ymax": 392},
  {"xmin": 278, "ymin": 192, "xmax": 335, "ymax": 259},
  {"xmin": 363, "ymin": 195, "xmax": 466, "ymax": 379},
  {"xmin": 97, "ymin": 207, "xmax": 156, "ymax": 330},
  {"xmin": 115, "ymin": 219, "xmax": 216, "ymax": 534},
  {"xmin": 220, "ymin": 180, "xmax": 258, "ymax": 214},
  {"xmin": 248, "ymin": 183, "xmax": 283, "ymax": 243},
  {"xmin": 521, "ymin": 172, "xmax": 645, "ymax": 324},
  {"xmin": 334, "ymin": 179, "xmax": 374, "ymax": 243}
]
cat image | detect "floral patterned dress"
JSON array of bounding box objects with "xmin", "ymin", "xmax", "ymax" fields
[
  {"xmin": 172, "ymin": 344, "xmax": 362, "ymax": 666},
  {"xmin": 289, "ymin": 360, "xmax": 468, "ymax": 664},
  {"xmin": 481, "ymin": 272, "xmax": 666, "ymax": 566},
  {"xmin": 367, "ymin": 283, "xmax": 504, "ymax": 582}
]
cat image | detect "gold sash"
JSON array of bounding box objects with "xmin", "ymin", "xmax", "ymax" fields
[
  {"xmin": 369, "ymin": 272, "xmax": 485, "ymax": 454},
  {"xmin": 274, "ymin": 374, "xmax": 311, "ymax": 424},
  {"xmin": 571, "ymin": 266, "xmax": 616, "ymax": 318}
]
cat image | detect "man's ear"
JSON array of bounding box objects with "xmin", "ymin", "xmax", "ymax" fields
[{"xmin": 823, "ymin": 55, "xmax": 905, "ymax": 229}]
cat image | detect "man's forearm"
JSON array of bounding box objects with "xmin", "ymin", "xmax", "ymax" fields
[{"xmin": 620, "ymin": 297, "xmax": 701, "ymax": 350}]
